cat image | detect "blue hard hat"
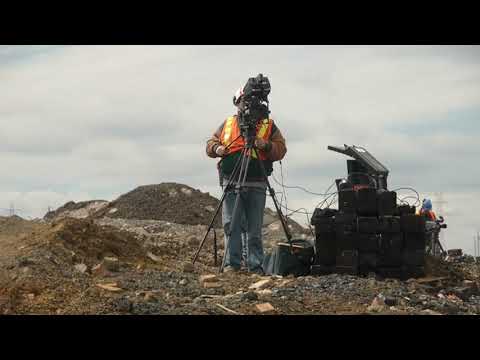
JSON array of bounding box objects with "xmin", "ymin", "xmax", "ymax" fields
[{"xmin": 422, "ymin": 198, "xmax": 432, "ymax": 210}]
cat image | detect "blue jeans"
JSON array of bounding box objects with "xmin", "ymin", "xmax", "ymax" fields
[{"xmin": 222, "ymin": 187, "xmax": 267, "ymax": 272}]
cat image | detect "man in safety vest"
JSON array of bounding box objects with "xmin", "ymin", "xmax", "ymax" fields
[
  {"xmin": 418, "ymin": 198, "xmax": 437, "ymax": 221},
  {"xmin": 206, "ymin": 86, "xmax": 287, "ymax": 274}
]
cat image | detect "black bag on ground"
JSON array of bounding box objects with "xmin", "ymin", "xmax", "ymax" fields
[{"xmin": 263, "ymin": 239, "xmax": 314, "ymax": 276}]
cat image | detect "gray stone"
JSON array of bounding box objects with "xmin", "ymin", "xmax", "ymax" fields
[
  {"xmin": 103, "ymin": 257, "xmax": 120, "ymax": 272},
  {"xmin": 74, "ymin": 263, "xmax": 88, "ymax": 274},
  {"xmin": 242, "ymin": 291, "xmax": 259, "ymax": 301},
  {"xmin": 182, "ymin": 262, "xmax": 195, "ymax": 273},
  {"xmin": 384, "ymin": 297, "xmax": 397, "ymax": 306}
]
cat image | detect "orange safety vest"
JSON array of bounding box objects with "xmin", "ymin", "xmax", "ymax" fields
[
  {"xmin": 418, "ymin": 209, "xmax": 437, "ymax": 221},
  {"xmin": 220, "ymin": 116, "xmax": 273, "ymax": 160}
]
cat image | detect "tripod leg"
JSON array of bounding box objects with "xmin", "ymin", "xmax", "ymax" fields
[
  {"xmin": 252, "ymin": 147, "xmax": 293, "ymax": 242},
  {"xmin": 220, "ymin": 150, "xmax": 252, "ymax": 273},
  {"xmin": 213, "ymin": 229, "xmax": 218, "ymax": 266},
  {"xmin": 192, "ymin": 148, "xmax": 246, "ymax": 265}
]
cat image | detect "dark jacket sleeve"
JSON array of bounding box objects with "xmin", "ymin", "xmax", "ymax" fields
[
  {"xmin": 265, "ymin": 120, "xmax": 287, "ymax": 161},
  {"xmin": 206, "ymin": 122, "xmax": 225, "ymax": 158}
]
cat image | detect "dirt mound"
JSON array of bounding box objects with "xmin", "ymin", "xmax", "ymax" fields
[
  {"xmin": 44, "ymin": 218, "xmax": 145, "ymax": 264},
  {"xmin": 44, "ymin": 183, "xmax": 309, "ymax": 236},
  {"xmin": 96, "ymin": 183, "xmax": 223, "ymax": 227},
  {"xmin": 0, "ymin": 215, "xmax": 39, "ymax": 236},
  {"xmin": 425, "ymin": 255, "xmax": 474, "ymax": 281},
  {"xmin": 44, "ymin": 200, "xmax": 109, "ymax": 221}
]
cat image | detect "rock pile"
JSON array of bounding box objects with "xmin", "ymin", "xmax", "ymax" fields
[
  {"xmin": 44, "ymin": 183, "xmax": 310, "ymax": 237},
  {"xmin": 44, "ymin": 200, "xmax": 109, "ymax": 221},
  {"xmin": 95, "ymin": 183, "xmax": 223, "ymax": 227}
]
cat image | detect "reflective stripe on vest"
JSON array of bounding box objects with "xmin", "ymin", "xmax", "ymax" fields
[
  {"xmin": 222, "ymin": 117, "xmax": 235, "ymax": 145},
  {"xmin": 220, "ymin": 116, "xmax": 273, "ymax": 161}
]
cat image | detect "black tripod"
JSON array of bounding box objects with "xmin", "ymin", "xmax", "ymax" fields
[{"xmin": 192, "ymin": 122, "xmax": 292, "ymax": 273}]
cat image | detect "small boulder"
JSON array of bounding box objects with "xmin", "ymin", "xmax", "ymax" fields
[
  {"xmin": 182, "ymin": 262, "xmax": 195, "ymax": 273},
  {"xmin": 103, "ymin": 257, "xmax": 119, "ymax": 272},
  {"xmin": 241, "ymin": 291, "xmax": 259, "ymax": 301},
  {"xmin": 249, "ymin": 279, "xmax": 272, "ymax": 290},
  {"xmin": 255, "ymin": 303, "xmax": 275, "ymax": 313},
  {"xmin": 74, "ymin": 263, "xmax": 88, "ymax": 274},
  {"xmin": 367, "ymin": 296, "xmax": 387, "ymax": 313},
  {"xmin": 199, "ymin": 274, "xmax": 218, "ymax": 284},
  {"xmin": 187, "ymin": 236, "xmax": 200, "ymax": 247}
]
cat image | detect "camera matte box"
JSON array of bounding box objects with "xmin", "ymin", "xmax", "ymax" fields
[{"xmin": 356, "ymin": 188, "xmax": 378, "ymax": 216}]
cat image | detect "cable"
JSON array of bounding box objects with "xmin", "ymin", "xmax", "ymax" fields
[
  {"xmin": 326, "ymin": 193, "xmax": 338, "ymax": 209},
  {"xmin": 279, "ymin": 161, "xmax": 288, "ymax": 218},
  {"xmin": 391, "ymin": 187, "xmax": 420, "ymax": 205},
  {"xmin": 399, "ymin": 196, "xmax": 421, "ymax": 207},
  {"xmin": 266, "ymin": 206, "xmax": 315, "ymax": 237},
  {"xmin": 271, "ymin": 173, "xmax": 339, "ymax": 197},
  {"xmin": 314, "ymin": 182, "xmax": 338, "ymax": 209}
]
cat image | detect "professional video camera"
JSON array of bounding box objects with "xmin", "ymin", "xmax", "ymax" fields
[
  {"xmin": 425, "ymin": 216, "xmax": 447, "ymax": 257},
  {"xmin": 236, "ymin": 73, "xmax": 271, "ymax": 131}
]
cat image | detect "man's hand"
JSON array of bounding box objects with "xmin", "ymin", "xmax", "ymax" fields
[
  {"xmin": 255, "ymin": 138, "xmax": 270, "ymax": 151},
  {"xmin": 215, "ymin": 145, "xmax": 227, "ymax": 157}
]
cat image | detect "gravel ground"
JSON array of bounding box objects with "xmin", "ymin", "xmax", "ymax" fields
[{"xmin": 1, "ymin": 215, "xmax": 479, "ymax": 315}]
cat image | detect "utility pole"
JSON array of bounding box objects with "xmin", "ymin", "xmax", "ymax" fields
[
  {"xmin": 433, "ymin": 192, "xmax": 447, "ymax": 249},
  {"xmin": 475, "ymin": 234, "xmax": 478, "ymax": 258},
  {"xmin": 9, "ymin": 202, "xmax": 15, "ymax": 217},
  {"xmin": 477, "ymin": 231, "xmax": 480, "ymax": 261}
]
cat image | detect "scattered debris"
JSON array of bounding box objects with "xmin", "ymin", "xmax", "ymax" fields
[
  {"xmin": 256, "ymin": 303, "xmax": 275, "ymax": 313},
  {"xmin": 216, "ymin": 303, "xmax": 240, "ymax": 315},
  {"xmin": 96, "ymin": 283, "xmax": 123, "ymax": 292},
  {"xmin": 182, "ymin": 262, "xmax": 195, "ymax": 273},
  {"xmin": 147, "ymin": 252, "xmax": 162, "ymax": 263},
  {"xmin": 199, "ymin": 274, "xmax": 218, "ymax": 284},
  {"xmin": 74, "ymin": 263, "xmax": 88, "ymax": 274},
  {"xmin": 421, "ymin": 309, "xmax": 443, "ymax": 315},
  {"xmin": 103, "ymin": 257, "xmax": 119, "ymax": 272},
  {"xmin": 1, "ymin": 183, "xmax": 479, "ymax": 315},
  {"xmin": 249, "ymin": 279, "xmax": 272, "ymax": 290},
  {"xmin": 203, "ymin": 282, "xmax": 222, "ymax": 289}
]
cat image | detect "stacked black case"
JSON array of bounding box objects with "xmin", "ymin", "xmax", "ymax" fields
[{"xmin": 311, "ymin": 189, "xmax": 426, "ymax": 279}]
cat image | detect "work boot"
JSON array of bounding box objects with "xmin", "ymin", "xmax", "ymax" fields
[
  {"xmin": 249, "ymin": 267, "xmax": 265, "ymax": 276},
  {"xmin": 223, "ymin": 266, "xmax": 240, "ymax": 273}
]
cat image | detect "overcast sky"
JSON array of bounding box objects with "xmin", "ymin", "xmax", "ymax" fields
[{"xmin": 1, "ymin": 45, "xmax": 479, "ymax": 254}]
